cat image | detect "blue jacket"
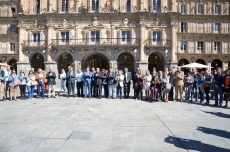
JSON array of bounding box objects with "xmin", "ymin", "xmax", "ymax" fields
[
  {"xmin": 214, "ymin": 74, "xmax": 225, "ymax": 87},
  {"xmin": 18, "ymin": 75, "xmax": 27, "ymax": 84},
  {"xmin": 198, "ymin": 76, "xmax": 205, "ymax": 85},
  {"xmin": 83, "ymin": 71, "xmax": 92, "ymax": 84},
  {"xmin": 8, "ymin": 75, "xmax": 17, "ymax": 87},
  {"xmin": 106, "ymin": 72, "xmax": 115, "ymax": 85}
]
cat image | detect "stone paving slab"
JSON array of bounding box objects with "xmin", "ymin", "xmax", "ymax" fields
[{"xmin": 0, "ymin": 95, "xmax": 230, "ymax": 152}]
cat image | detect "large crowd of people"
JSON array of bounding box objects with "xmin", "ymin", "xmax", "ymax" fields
[{"xmin": 0, "ymin": 65, "xmax": 229, "ymax": 108}]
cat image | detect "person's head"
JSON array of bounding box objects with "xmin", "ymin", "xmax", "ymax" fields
[
  {"xmin": 118, "ymin": 70, "xmax": 122, "ymax": 75},
  {"xmin": 154, "ymin": 76, "xmax": 159, "ymax": 82},
  {"xmin": 177, "ymin": 66, "xmax": 181, "ymax": 72},
  {"xmin": 86, "ymin": 67, "xmax": 89, "ymax": 71},
  {"xmin": 200, "ymin": 71, "xmax": 205, "ymax": 76},
  {"xmin": 165, "ymin": 67, "xmax": 168, "ymax": 71},
  {"xmin": 78, "ymin": 68, "xmax": 81, "ymax": 73},
  {"xmin": 217, "ymin": 68, "xmax": 222, "ymax": 74},
  {"xmin": 61, "ymin": 69, "xmax": 65, "ymax": 73},
  {"xmin": 187, "ymin": 71, "xmax": 191, "ymax": 76},
  {"xmin": 225, "ymin": 69, "xmax": 229, "ymax": 76},
  {"xmin": 92, "ymin": 67, "xmax": 95, "ymax": 72},
  {"xmin": 159, "ymin": 70, "xmax": 162, "ymax": 74},
  {"xmin": 96, "ymin": 68, "xmax": 100, "ymax": 72},
  {"xmin": 136, "ymin": 68, "xmax": 140, "ymax": 72},
  {"xmin": 11, "ymin": 70, "xmax": 16, "ymax": 75},
  {"xmin": 169, "ymin": 68, "xmax": 173, "ymax": 73},
  {"xmin": 49, "ymin": 68, "xmax": 52, "ymax": 72},
  {"xmin": 138, "ymin": 69, "xmax": 142, "ymax": 75},
  {"xmin": 192, "ymin": 68, "xmax": 196, "ymax": 73},
  {"xmin": 20, "ymin": 70, "xmax": 25, "ymax": 75},
  {"xmin": 7, "ymin": 67, "xmax": 10, "ymax": 71},
  {"xmin": 153, "ymin": 67, "xmax": 156, "ymax": 71},
  {"xmin": 31, "ymin": 68, "xmax": 34, "ymax": 72},
  {"xmin": 0, "ymin": 67, "xmax": 4, "ymax": 71},
  {"xmin": 163, "ymin": 71, "xmax": 167, "ymax": 77},
  {"xmin": 38, "ymin": 68, "xmax": 42, "ymax": 73},
  {"xmin": 102, "ymin": 69, "xmax": 105, "ymax": 73},
  {"xmin": 109, "ymin": 68, "xmax": 113, "ymax": 72},
  {"xmin": 146, "ymin": 70, "xmax": 150, "ymax": 75},
  {"xmin": 205, "ymin": 71, "xmax": 210, "ymax": 76},
  {"xmin": 70, "ymin": 67, "xmax": 73, "ymax": 72},
  {"xmin": 68, "ymin": 66, "xmax": 71, "ymax": 70},
  {"xmin": 105, "ymin": 70, "xmax": 108, "ymax": 74},
  {"xmin": 124, "ymin": 68, "xmax": 128, "ymax": 73}
]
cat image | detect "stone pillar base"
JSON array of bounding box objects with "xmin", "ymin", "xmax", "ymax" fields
[
  {"xmin": 44, "ymin": 61, "xmax": 58, "ymax": 74},
  {"xmin": 136, "ymin": 62, "xmax": 148, "ymax": 72},
  {"xmin": 16, "ymin": 62, "xmax": 31, "ymax": 74},
  {"xmin": 168, "ymin": 62, "xmax": 178, "ymax": 72}
]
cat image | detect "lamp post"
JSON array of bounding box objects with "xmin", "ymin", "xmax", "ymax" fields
[{"xmin": 164, "ymin": 49, "xmax": 168, "ymax": 68}]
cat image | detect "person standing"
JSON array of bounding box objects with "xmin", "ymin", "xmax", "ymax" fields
[
  {"xmin": 223, "ymin": 70, "xmax": 230, "ymax": 108},
  {"xmin": 123, "ymin": 68, "xmax": 132, "ymax": 99},
  {"xmin": 60, "ymin": 69, "xmax": 66, "ymax": 91},
  {"xmin": 91, "ymin": 67, "xmax": 96, "ymax": 97},
  {"xmin": 191, "ymin": 68, "xmax": 200, "ymax": 102},
  {"xmin": 66, "ymin": 67, "xmax": 76, "ymax": 98},
  {"xmin": 198, "ymin": 71, "xmax": 206, "ymax": 103},
  {"xmin": 83, "ymin": 67, "xmax": 92, "ymax": 98},
  {"xmin": 135, "ymin": 69, "xmax": 144, "ymax": 100},
  {"xmin": 174, "ymin": 66, "xmax": 184, "ymax": 102},
  {"xmin": 27, "ymin": 71, "xmax": 36, "ymax": 100},
  {"xmin": 213, "ymin": 68, "xmax": 225, "ymax": 107},
  {"xmin": 94, "ymin": 68, "xmax": 103, "ymax": 99},
  {"xmin": 132, "ymin": 68, "xmax": 139, "ymax": 99},
  {"xmin": 152, "ymin": 67, "xmax": 158, "ymax": 80},
  {"xmin": 168, "ymin": 68, "xmax": 174, "ymax": 101},
  {"xmin": 46, "ymin": 68, "xmax": 56, "ymax": 98},
  {"xmin": 8, "ymin": 70, "xmax": 19, "ymax": 101},
  {"xmin": 18, "ymin": 70, "xmax": 27, "ymax": 100},
  {"xmin": 76, "ymin": 68, "xmax": 84, "ymax": 97},
  {"xmin": 143, "ymin": 70, "xmax": 152, "ymax": 100},
  {"xmin": 0, "ymin": 67, "xmax": 6, "ymax": 101},
  {"xmin": 66, "ymin": 66, "xmax": 71, "ymax": 93},
  {"xmin": 204, "ymin": 71, "xmax": 212, "ymax": 105},
  {"xmin": 107, "ymin": 68, "xmax": 115, "ymax": 99},
  {"xmin": 115, "ymin": 70, "xmax": 124, "ymax": 99},
  {"xmin": 162, "ymin": 72, "xmax": 170, "ymax": 102},
  {"xmin": 4, "ymin": 67, "xmax": 11, "ymax": 99},
  {"xmin": 184, "ymin": 71, "xmax": 194, "ymax": 103},
  {"xmin": 36, "ymin": 68, "xmax": 45, "ymax": 99},
  {"xmin": 102, "ymin": 69, "xmax": 108, "ymax": 98}
]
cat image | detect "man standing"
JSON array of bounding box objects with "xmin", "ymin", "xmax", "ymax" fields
[
  {"xmin": 76, "ymin": 68, "xmax": 84, "ymax": 97},
  {"xmin": 91, "ymin": 67, "xmax": 96, "ymax": 97},
  {"xmin": 107, "ymin": 68, "xmax": 115, "ymax": 99},
  {"xmin": 132, "ymin": 68, "xmax": 139, "ymax": 99},
  {"xmin": 83, "ymin": 67, "xmax": 92, "ymax": 98},
  {"xmin": 4, "ymin": 66, "xmax": 11, "ymax": 99},
  {"xmin": 36, "ymin": 68, "xmax": 45, "ymax": 99},
  {"xmin": 115, "ymin": 70, "xmax": 124, "ymax": 99},
  {"xmin": 66, "ymin": 67, "xmax": 76, "ymax": 98},
  {"xmin": 191, "ymin": 68, "xmax": 200, "ymax": 102},
  {"xmin": 94, "ymin": 68, "xmax": 103, "ymax": 99},
  {"xmin": 0, "ymin": 67, "xmax": 6, "ymax": 101},
  {"xmin": 46, "ymin": 68, "xmax": 56, "ymax": 98},
  {"xmin": 213, "ymin": 68, "xmax": 225, "ymax": 107},
  {"xmin": 174, "ymin": 66, "xmax": 184, "ymax": 102},
  {"xmin": 123, "ymin": 68, "xmax": 132, "ymax": 98}
]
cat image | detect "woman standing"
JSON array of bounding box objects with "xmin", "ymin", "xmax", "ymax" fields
[
  {"xmin": 223, "ymin": 70, "xmax": 230, "ymax": 108},
  {"xmin": 150, "ymin": 76, "xmax": 161, "ymax": 101},
  {"xmin": 8, "ymin": 70, "xmax": 19, "ymax": 101},
  {"xmin": 27, "ymin": 71, "xmax": 35, "ymax": 100},
  {"xmin": 135, "ymin": 69, "xmax": 144, "ymax": 100},
  {"xmin": 168, "ymin": 69, "xmax": 174, "ymax": 101},
  {"xmin": 162, "ymin": 72, "xmax": 170, "ymax": 102},
  {"xmin": 143, "ymin": 70, "xmax": 152, "ymax": 100},
  {"xmin": 60, "ymin": 69, "xmax": 66, "ymax": 91},
  {"xmin": 18, "ymin": 70, "xmax": 27, "ymax": 100},
  {"xmin": 115, "ymin": 70, "xmax": 124, "ymax": 99}
]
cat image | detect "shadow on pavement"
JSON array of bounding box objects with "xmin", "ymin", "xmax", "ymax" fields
[
  {"xmin": 164, "ymin": 135, "xmax": 230, "ymax": 152},
  {"xmin": 202, "ymin": 111, "xmax": 230, "ymax": 119},
  {"xmin": 197, "ymin": 127, "xmax": 230, "ymax": 139}
]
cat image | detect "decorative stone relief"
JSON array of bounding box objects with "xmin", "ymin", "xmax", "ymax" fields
[
  {"xmin": 62, "ymin": 19, "xmax": 67, "ymax": 28},
  {"xmin": 153, "ymin": 18, "xmax": 160, "ymax": 26},
  {"xmin": 123, "ymin": 18, "xmax": 129, "ymax": 26},
  {"xmin": 32, "ymin": 20, "xmax": 38, "ymax": 28},
  {"xmin": 102, "ymin": 1, "xmax": 111, "ymax": 12},
  {"xmin": 92, "ymin": 17, "xmax": 98, "ymax": 27}
]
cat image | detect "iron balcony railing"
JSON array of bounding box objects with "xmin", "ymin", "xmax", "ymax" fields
[
  {"xmin": 144, "ymin": 39, "xmax": 170, "ymax": 47},
  {"xmin": 177, "ymin": 46, "xmax": 229, "ymax": 54},
  {"xmin": 51, "ymin": 38, "xmax": 139, "ymax": 46}
]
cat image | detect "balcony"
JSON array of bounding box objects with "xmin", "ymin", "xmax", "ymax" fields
[
  {"xmin": 144, "ymin": 39, "xmax": 170, "ymax": 48},
  {"xmin": 177, "ymin": 46, "xmax": 229, "ymax": 54},
  {"xmin": 51, "ymin": 38, "xmax": 139, "ymax": 49},
  {"xmin": 22, "ymin": 40, "xmax": 47, "ymax": 49}
]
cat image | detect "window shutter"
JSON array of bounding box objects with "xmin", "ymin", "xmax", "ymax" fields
[
  {"xmin": 7, "ymin": 42, "xmax": 10, "ymax": 53},
  {"xmin": 117, "ymin": 30, "xmax": 121, "ymax": 44},
  {"xmin": 29, "ymin": 32, "xmax": 32, "ymax": 45}
]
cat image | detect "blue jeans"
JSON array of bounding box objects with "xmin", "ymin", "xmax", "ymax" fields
[
  {"xmin": 108, "ymin": 84, "xmax": 115, "ymax": 98},
  {"xmin": 214, "ymin": 86, "xmax": 223, "ymax": 105},
  {"xmin": 117, "ymin": 85, "xmax": 123, "ymax": 99},
  {"xmin": 27, "ymin": 86, "xmax": 34, "ymax": 99},
  {"xmin": 61, "ymin": 79, "xmax": 66, "ymax": 90},
  {"xmin": 185, "ymin": 85, "xmax": 192, "ymax": 101},
  {"xmin": 192, "ymin": 82, "xmax": 199, "ymax": 101},
  {"xmin": 37, "ymin": 83, "xmax": 44, "ymax": 98},
  {"xmin": 84, "ymin": 82, "xmax": 91, "ymax": 97}
]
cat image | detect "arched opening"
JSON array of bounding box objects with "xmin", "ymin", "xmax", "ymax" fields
[
  {"xmin": 58, "ymin": 53, "xmax": 73, "ymax": 74},
  {"xmin": 148, "ymin": 53, "xmax": 164, "ymax": 72},
  {"xmin": 211, "ymin": 59, "xmax": 222, "ymax": 70},
  {"xmin": 117, "ymin": 53, "xmax": 134, "ymax": 72},
  {"xmin": 228, "ymin": 61, "xmax": 230, "ymax": 69},
  {"xmin": 83, "ymin": 54, "xmax": 109, "ymax": 70},
  {"xmin": 178, "ymin": 58, "xmax": 189, "ymax": 73},
  {"xmin": 8, "ymin": 58, "xmax": 17, "ymax": 72},
  {"xmin": 195, "ymin": 59, "xmax": 206, "ymax": 65},
  {"xmin": 0, "ymin": 60, "xmax": 2, "ymax": 63},
  {"xmin": 31, "ymin": 53, "xmax": 45, "ymax": 71}
]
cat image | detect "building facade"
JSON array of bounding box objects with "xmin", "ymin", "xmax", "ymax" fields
[{"xmin": 0, "ymin": 0, "xmax": 229, "ymax": 74}]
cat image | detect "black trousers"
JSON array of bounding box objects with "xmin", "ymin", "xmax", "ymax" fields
[
  {"xmin": 103, "ymin": 84, "xmax": 108, "ymax": 98},
  {"xmin": 169, "ymin": 87, "xmax": 174, "ymax": 100},
  {"xmin": 19, "ymin": 85, "xmax": 26, "ymax": 98},
  {"xmin": 77, "ymin": 81, "xmax": 83, "ymax": 97},
  {"xmin": 124, "ymin": 83, "xmax": 131, "ymax": 97},
  {"xmin": 205, "ymin": 87, "xmax": 210, "ymax": 103},
  {"xmin": 91, "ymin": 81, "xmax": 95, "ymax": 97},
  {"xmin": 95, "ymin": 84, "xmax": 102, "ymax": 98},
  {"xmin": 135, "ymin": 85, "xmax": 143, "ymax": 99},
  {"xmin": 68, "ymin": 82, "xmax": 75, "ymax": 96}
]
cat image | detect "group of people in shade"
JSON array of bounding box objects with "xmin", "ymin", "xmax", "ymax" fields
[{"xmin": 0, "ymin": 65, "xmax": 229, "ymax": 108}]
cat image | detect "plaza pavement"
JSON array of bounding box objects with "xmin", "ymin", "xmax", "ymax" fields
[{"xmin": 0, "ymin": 84, "xmax": 230, "ymax": 152}]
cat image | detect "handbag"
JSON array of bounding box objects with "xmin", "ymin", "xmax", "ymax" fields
[
  {"xmin": 31, "ymin": 81, "xmax": 38, "ymax": 86},
  {"xmin": 13, "ymin": 79, "xmax": 20, "ymax": 86},
  {"xmin": 166, "ymin": 83, "xmax": 171, "ymax": 90}
]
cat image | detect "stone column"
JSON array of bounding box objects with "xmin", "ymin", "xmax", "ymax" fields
[
  {"xmin": 140, "ymin": 0, "xmax": 144, "ymax": 11},
  {"xmin": 171, "ymin": 0, "xmax": 176, "ymax": 11},
  {"xmin": 169, "ymin": 22, "xmax": 178, "ymax": 71},
  {"xmin": 75, "ymin": 0, "xmax": 79, "ymax": 13}
]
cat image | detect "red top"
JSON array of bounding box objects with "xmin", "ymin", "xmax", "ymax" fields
[{"xmin": 137, "ymin": 78, "xmax": 142, "ymax": 85}]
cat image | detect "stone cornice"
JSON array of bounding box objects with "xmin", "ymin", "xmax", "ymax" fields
[{"xmin": 177, "ymin": 32, "xmax": 230, "ymax": 38}]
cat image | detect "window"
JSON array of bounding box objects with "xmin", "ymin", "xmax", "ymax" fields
[
  {"xmin": 10, "ymin": 25, "xmax": 16, "ymax": 33},
  {"xmin": 122, "ymin": 31, "xmax": 131, "ymax": 42},
  {"xmin": 181, "ymin": 5, "xmax": 186, "ymax": 14},
  {"xmin": 92, "ymin": 0, "xmax": 99, "ymax": 11},
  {"xmin": 91, "ymin": 31, "xmax": 100, "ymax": 42},
  {"xmin": 153, "ymin": 0, "xmax": 161, "ymax": 11},
  {"xmin": 36, "ymin": 0, "xmax": 40, "ymax": 14},
  {"xmin": 61, "ymin": 32, "xmax": 69, "ymax": 42},
  {"xmin": 127, "ymin": 0, "xmax": 131, "ymax": 12},
  {"xmin": 181, "ymin": 22, "xmax": 187, "ymax": 32},
  {"xmin": 214, "ymin": 23, "xmax": 220, "ymax": 33},
  {"xmin": 152, "ymin": 32, "xmax": 161, "ymax": 42},
  {"xmin": 11, "ymin": 8, "xmax": 16, "ymax": 14},
  {"xmin": 10, "ymin": 43, "xmax": 15, "ymax": 52},
  {"xmin": 214, "ymin": 42, "xmax": 220, "ymax": 52},
  {"xmin": 33, "ymin": 33, "xmax": 40, "ymax": 42},
  {"xmin": 62, "ymin": 0, "xmax": 68, "ymax": 12},
  {"xmin": 180, "ymin": 41, "xmax": 187, "ymax": 50},
  {"xmin": 197, "ymin": 5, "xmax": 203, "ymax": 14},
  {"xmin": 214, "ymin": 5, "xmax": 221, "ymax": 14},
  {"xmin": 197, "ymin": 41, "xmax": 203, "ymax": 51}
]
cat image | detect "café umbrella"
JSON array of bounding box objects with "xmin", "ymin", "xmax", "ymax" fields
[{"xmin": 180, "ymin": 62, "xmax": 212, "ymax": 68}]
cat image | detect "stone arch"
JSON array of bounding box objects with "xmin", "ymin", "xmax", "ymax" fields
[
  {"xmin": 58, "ymin": 52, "xmax": 74, "ymax": 74},
  {"xmin": 28, "ymin": 51, "xmax": 46, "ymax": 63},
  {"xmin": 79, "ymin": 50, "xmax": 110, "ymax": 62},
  {"xmin": 147, "ymin": 50, "xmax": 167, "ymax": 72},
  {"xmin": 30, "ymin": 53, "xmax": 45, "ymax": 71},
  {"xmin": 114, "ymin": 49, "xmax": 136, "ymax": 61},
  {"xmin": 211, "ymin": 59, "xmax": 223, "ymax": 69},
  {"xmin": 7, "ymin": 58, "xmax": 17, "ymax": 72},
  {"xmin": 117, "ymin": 52, "xmax": 134, "ymax": 71},
  {"xmin": 178, "ymin": 58, "xmax": 189, "ymax": 66},
  {"xmin": 54, "ymin": 50, "xmax": 75, "ymax": 63},
  {"xmin": 146, "ymin": 50, "xmax": 167, "ymax": 70},
  {"xmin": 195, "ymin": 59, "xmax": 207, "ymax": 65}
]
